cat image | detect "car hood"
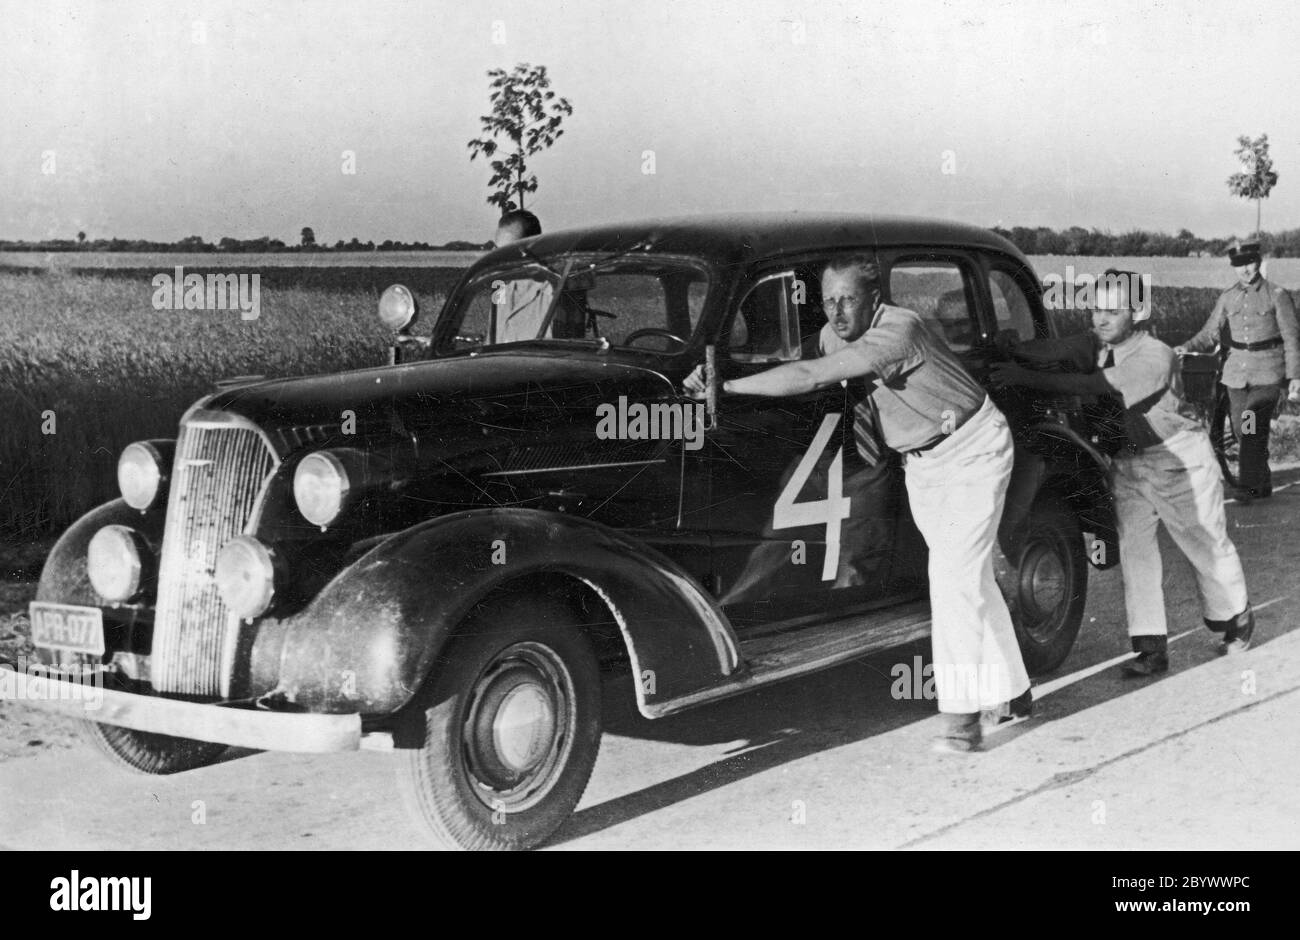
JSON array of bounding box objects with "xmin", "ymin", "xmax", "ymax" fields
[{"xmin": 194, "ymin": 349, "xmax": 680, "ymax": 454}]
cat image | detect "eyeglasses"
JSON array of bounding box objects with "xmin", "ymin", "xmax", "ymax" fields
[{"xmin": 822, "ymin": 295, "xmax": 865, "ymax": 314}]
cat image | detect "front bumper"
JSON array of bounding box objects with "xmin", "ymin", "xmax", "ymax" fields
[{"xmin": 2, "ymin": 670, "xmax": 361, "ymax": 752}]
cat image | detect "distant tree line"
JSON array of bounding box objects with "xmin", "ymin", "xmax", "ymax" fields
[
  {"xmin": 0, "ymin": 234, "xmax": 493, "ymax": 253},
  {"xmin": 990, "ymin": 225, "xmax": 1300, "ymax": 257},
  {"xmin": 13, "ymin": 225, "xmax": 1300, "ymax": 258}
]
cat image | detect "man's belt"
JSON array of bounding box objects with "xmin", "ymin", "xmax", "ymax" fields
[
  {"xmin": 1228, "ymin": 337, "xmax": 1283, "ymax": 351},
  {"xmin": 908, "ymin": 433, "xmax": 950, "ymax": 455},
  {"xmin": 907, "ymin": 396, "xmax": 989, "ymax": 456}
]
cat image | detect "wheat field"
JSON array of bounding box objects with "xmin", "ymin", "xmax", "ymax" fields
[{"xmin": 0, "ymin": 267, "xmax": 455, "ymax": 545}]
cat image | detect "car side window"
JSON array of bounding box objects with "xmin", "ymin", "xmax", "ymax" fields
[
  {"xmin": 726, "ymin": 271, "xmax": 804, "ymax": 363},
  {"xmin": 888, "ymin": 260, "xmax": 978, "ymax": 354},
  {"xmin": 988, "ymin": 268, "xmax": 1037, "ymax": 341}
]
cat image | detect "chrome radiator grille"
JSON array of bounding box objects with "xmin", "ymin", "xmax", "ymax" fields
[{"xmin": 151, "ymin": 413, "xmax": 278, "ymax": 696}]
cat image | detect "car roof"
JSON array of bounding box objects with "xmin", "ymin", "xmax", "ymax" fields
[{"xmin": 472, "ymin": 211, "xmax": 1030, "ymax": 274}]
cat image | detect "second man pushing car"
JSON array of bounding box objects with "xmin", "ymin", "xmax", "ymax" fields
[{"xmin": 990, "ymin": 273, "xmax": 1254, "ymax": 675}]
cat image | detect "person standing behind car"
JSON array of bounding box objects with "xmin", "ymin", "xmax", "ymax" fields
[
  {"xmin": 492, "ymin": 210, "xmax": 552, "ymax": 343},
  {"xmin": 1174, "ymin": 241, "xmax": 1300, "ymax": 501},
  {"xmin": 685, "ymin": 257, "xmax": 1032, "ymax": 753},
  {"xmin": 990, "ymin": 274, "xmax": 1254, "ymax": 676},
  {"xmin": 492, "ymin": 210, "xmax": 588, "ymax": 342}
]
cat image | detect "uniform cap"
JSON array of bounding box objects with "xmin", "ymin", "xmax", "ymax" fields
[{"xmin": 1228, "ymin": 241, "xmax": 1262, "ymax": 267}]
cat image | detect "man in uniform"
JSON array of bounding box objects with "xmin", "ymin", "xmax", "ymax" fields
[
  {"xmin": 990, "ymin": 273, "xmax": 1254, "ymax": 676},
  {"xmin": 686, "ymin": 257, "xmax": 1032, "ymax": 752},
  {"xmin": 1174, "ymin": 241, "xmax": 1300, "ymax": 500}
]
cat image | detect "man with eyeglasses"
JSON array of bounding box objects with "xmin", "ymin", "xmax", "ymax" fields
[{"xmin": 685, "ymin": 257, "xmax": 1032, "ymax": 753}]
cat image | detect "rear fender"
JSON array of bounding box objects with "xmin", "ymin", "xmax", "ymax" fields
[
  {"xmin": 1019, "ymin": 422, "xmax": 1118, "ymax": 568},
  {"xmin": 250, "ymin": 509, "xmax": 740, "ymax": 720}
]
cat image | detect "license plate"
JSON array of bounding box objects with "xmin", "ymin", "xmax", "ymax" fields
[{"xmin": 29, "ymin": 602, "xmax": 105, "ymax": 656}]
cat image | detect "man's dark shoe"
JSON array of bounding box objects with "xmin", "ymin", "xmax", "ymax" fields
[
  {"xmin": 1122, "ymin": 635, "xmax": 1169, "ymax": 677},
  {"xmin": 1222, "ymin": 606, "xmax": 1255, "ymax": 654},
  {"xmin": 1009, "ymin": 687, "xmax": 1034, "ymax": 719},
  {"xmin": 982, "ymin": 687, "xmax": 1034, "ymax": 726},
  {"xmin": 932, "ymin": 712, "xmax": 982, "ymax": 753},
  {"xmin": 1225, "ymin": 485, "xmax": 1255, "ymax": 503},
  {"xmin": 1122, "ymin": 651, "xmax": 1169, "ymax": 676}
]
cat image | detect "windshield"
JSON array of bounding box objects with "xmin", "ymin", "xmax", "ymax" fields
[{"xmin": 439, "ymin": 254, "xmax": 711, "ymax": 355}]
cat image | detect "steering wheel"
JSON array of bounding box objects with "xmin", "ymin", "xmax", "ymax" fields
[{"xmin": 624, "ymin": 328, "xmax": 687, "ymax": 350}]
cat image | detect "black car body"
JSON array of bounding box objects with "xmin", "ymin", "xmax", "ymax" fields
[{"xmin": 21, "ymin": 213, "xmax": 1117, "ymax": 849}]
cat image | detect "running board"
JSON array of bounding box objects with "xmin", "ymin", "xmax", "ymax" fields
[{"xmin": 642, "ymin": 600, "xmax": 932, "ymax": 718}]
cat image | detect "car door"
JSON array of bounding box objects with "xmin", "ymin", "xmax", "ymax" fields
[{"xmin": 695, "ymin": 259, "xmax": 914, "ymax": 628}]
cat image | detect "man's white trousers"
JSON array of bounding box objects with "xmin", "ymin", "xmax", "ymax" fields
[
  {"xmin": 904, "ymin": 396, "xmax": 1031, "ymax": 714},
  {"xmin": 1111, "ymin": 429, "xmax": 1249, "ymax": 636}
]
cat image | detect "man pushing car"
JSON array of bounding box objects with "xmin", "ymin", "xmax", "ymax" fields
[{"xmin": 685, "ymin": 256, "xmax": 1032, "ymax": 752}]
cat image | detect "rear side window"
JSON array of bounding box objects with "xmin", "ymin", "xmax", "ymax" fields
[
  {"xmin": 888, "ymin": 260, "xmax": 978, "ymax": 354},
  {"xmin": 988, "ymin": 268, "xmax": 1038, "ymax": 340}
]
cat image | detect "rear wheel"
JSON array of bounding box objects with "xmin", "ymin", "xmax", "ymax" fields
[
  {"xmin": 399, "ymin": 595, "xmax": 602, "ymax": 851},
  {"xmin": 1210, "ymin": 387, "xmax": 1242, "ymax": 488},
  {"xmin": 997, "ymin": 492, "xmax": 1087, "ymax": 675},
  {"xmin": 79, "ymin": 721, "xmax": 227, "ymax": 775}
]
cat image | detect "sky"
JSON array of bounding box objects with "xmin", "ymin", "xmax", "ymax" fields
[{"xmin": 2, "ymin": 0, "xmax": 1298, "ymax": 245}]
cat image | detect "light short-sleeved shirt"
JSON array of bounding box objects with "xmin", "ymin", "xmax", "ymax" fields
[
  {"xmin": 496, "ymin": 280, "xmax": 554, "ymax": 343},
  {"xmin": 828, "ymin": 304, "xmax": 985, "ymax": 453},
  {"xmin": 1099, "ymin": 331, "xmax": 1204, "ymax": 449}
]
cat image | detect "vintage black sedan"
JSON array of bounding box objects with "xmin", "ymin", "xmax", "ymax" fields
[{"xmin": 21, "ymin": 213, "xmax": 1117, "ymax": 849}]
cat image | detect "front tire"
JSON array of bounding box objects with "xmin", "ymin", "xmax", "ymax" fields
[
  {"xmin": 997, "ymin": 492, "xmax": 1087, "ymax": 675},
  {"xmin": 399, "ymin": 595, "xmax": 602, "ymax": 851},
  {"xmin": 79, "ymin": 721, "xmax": 227, "ymax": 775}
]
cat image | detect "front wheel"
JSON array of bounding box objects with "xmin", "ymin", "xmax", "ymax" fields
[
  {"xmin": 399, "ymin": 595, "xmax": 602, "ymax": 851},
  {"xmin": 79, "ymin": 721, "xmax": 227, "ymax": 774},
  {"xmin": 997, "ymin": 492, "xmax": 1087, "ymax": 675}
]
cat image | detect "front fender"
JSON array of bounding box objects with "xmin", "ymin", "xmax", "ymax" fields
[
  {"xmin": 249, "ymin": 509, "xmax": 740, "ymax": 719},
  {"xmin": 34, "ymin": 498, "xmax": 167, "ymax": 669},
  {"xmin": 37, "ymin": 498, "xmax": 166, "ymax": 606}
]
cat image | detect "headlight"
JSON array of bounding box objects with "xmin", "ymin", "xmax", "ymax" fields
[
  {"xmin": 378, "ymin": 284, "xmax": 418, "ymax": 332},
  {"xmin": 118, "ymin": 440, "xmax": 173, "ymax": 511},
  {"xmin": 214, "ymin": 536, "xmax": 279, "ymax": 620},
  {"xmin": 293, "ymin": 451, "xmax": 350, "ymax": 528},
  {"xmin": 87, "ymin": 525, "xmax": 148, "ymax": 602}
]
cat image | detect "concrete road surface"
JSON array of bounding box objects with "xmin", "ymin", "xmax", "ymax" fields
[{"xmin": 2, "ymin": 473, "xmax": 1298, "ymax": 851}]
